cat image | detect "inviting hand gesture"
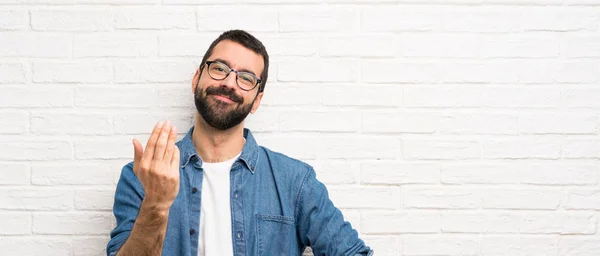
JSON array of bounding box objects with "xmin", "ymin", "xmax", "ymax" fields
[{"xmin": 132, "ymin": 120, "xmax": 180, "ymax": 212}]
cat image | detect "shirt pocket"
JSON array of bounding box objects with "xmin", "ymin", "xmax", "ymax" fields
[{"xmin": 256, "ymin": 214, "xmax": 295, "ymax": 256}]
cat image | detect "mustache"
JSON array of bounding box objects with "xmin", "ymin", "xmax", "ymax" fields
[{"xmin": 205, "ymin": 86, "xmax": 242, "ymax": 103}]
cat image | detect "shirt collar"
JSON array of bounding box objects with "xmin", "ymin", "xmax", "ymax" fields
[{"xmin": 177, "ymin": 126, "xmax": 259, "ymax": 174}]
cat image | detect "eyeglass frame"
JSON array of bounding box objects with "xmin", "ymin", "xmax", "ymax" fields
[{"xmin": 200, "ymin": 60, "xmax": 262, "ymax": 91}]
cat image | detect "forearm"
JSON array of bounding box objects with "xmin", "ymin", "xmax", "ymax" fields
[{"xmin": 116, "ymin": 201, "xmax": 170, "ymax": 256}]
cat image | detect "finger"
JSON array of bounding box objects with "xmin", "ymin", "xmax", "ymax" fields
[
  {"xmin": 163, "ymin": 125, "xmax": 178, "ymax": 163},
  {"xmin": 170, "ymin": 145, "xmax": 180, "ymax": 170},
  {"xmin": 153, "ymin": 120, "xmax": 172, "ymax": 162},
  {"xmin": 132, "ymin": 138, "xmax": 143, "ymax": 176},
  {"xmin": 142, "ymin": 121, "xmax": 164, "ymax": 164}
]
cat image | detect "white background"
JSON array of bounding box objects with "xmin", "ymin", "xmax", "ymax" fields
[{"xmin": 2, "ymin": 0, "xmax": 600, "ymax": 255}]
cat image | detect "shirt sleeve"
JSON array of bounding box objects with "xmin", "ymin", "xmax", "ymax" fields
[
  {"xmin": 106, "ymin": 162, "xmax": 144, "ymax": 256},
  {"xmin": 295, "ymin": 167, "xmax": 374, "ymax": 256}
]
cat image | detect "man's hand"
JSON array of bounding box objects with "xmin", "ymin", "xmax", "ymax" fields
[{"xmin": 132, "ymin": 120, "xmax": 180, "ymax": 212}]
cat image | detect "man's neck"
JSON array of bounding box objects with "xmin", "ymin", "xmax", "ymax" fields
[{"xmin": 192, "ymin": 114, "xmax": 246, "ymax": 163}]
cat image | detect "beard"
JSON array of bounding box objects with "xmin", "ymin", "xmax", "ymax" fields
[{"xmin": 194, "ymin": 83, "xmax": 255, "ymax": 130}]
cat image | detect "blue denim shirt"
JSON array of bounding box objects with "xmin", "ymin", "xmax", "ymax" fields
[{"xmin": 107, "ymin": 127, "xmax": 373, "ymax": 256}]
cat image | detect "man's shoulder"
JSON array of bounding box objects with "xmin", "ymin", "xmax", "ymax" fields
[{"xmin": 259, "ymin": 146, "xmax": 313, "ymax": 175}]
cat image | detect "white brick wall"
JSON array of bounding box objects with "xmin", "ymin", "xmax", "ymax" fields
[{"xmin": 1, "ymin": 1, "xmax": 600, "ymax": 256}]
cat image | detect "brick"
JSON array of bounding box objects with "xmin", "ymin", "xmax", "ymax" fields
[
  {"xmin": 0, "ymin": 9, "xmax": 28, "ymax": 30},
  {"xmin": 482, "ymin": 236, "xmax": 558, "ymax": 256},
  {"xmin": 439, "ymin": 61, "xmax": 520, "ymax": 83},
  {"xmin": 33, "ymin": 212, "xmax": 113, "ymax": 235},
  {"xmin": 404, "ymin": 187, "xmax": 480, "ymax": 209},
  {"xmin": 278, "ymin": 59, "xmax": 358, "ymax": 82},
  {"xmin": 564, "ymin": 89, "xmax": 600, "ymax": 108},
  {"xmin": 34, "ymin": 61, "xmax": 112, "ymax": 83},
  {"xmin": 439, "ymin": 113, "xmax": 519, "ymax": 135},
  {"xmin": 561, "ymin": 35, "xmax": 600, "ymax": 57},
  {"xmin": 521, "ymin": 213, "xmax": 595, "ymax": 234},
  {"xmin": 245, "ymin": 107, "xmax": 278, "ymax": 132},
  {"xmin": 0, "ymin": 33, "xmax": 71, "ymax": 57},
  {"xmin": 198, "ymin": 6, "xmax": 277, "ymax": 32},
  {"xmin": 362, "ymin": 111, "xmax": 438, "ymax": 134},
  {"xmin": 31, "ymin": 112, "xmax": 112, "ymax": 135},
  {"xmin": 483, "ymin": 87, "xmax": 561, "ymax": 108},
  {"xmin": 320, "ymin": 35, "xmax": 397, "ymax": 57},
  {"xmin": 482, "ymin": 189, "xmax": 561, "ymax": 210},
  {"xmin": 329, "ymin": 186, "xmax": 400, "ymax": 209},
  {"xmin": 259, "ymin": 84, "xmax": 322, "ymax": 106},
  {"xmin": 0, "ymin": 163, "xmax": 29, "ymax": 185},
  {"xmin": 523, "ymin": 163, "xmax": 598, "ymax": 185},
  {"xmin": 564, "ymin": 139, "xmax": 600, "ymax": 159},
  {"xmin": 78, "ymin": 0, "xmax": 155, "ymax": 3},
  {"xmin": 361, "ymin": 211, "xmax": 439, "ymax": 234},
  {"xmin": 115, "ymin": 8, "xmax": 195, "ymax": 30},
  {"xmin": 403, "ymin": 236, "xmax": 479, "ymax": 256},
  {"xmin": 361, "ymin": 236, "xmax": 401, "ymax": 256},
  {"xmin": 0, "ymin": 87, "xmax": 73, "ymax": 107},
  {"xmin": 559, "ymin": 237, "xmax": 600, "ymax": 256},
  {"xmin": 441, "ymin": 212, "xmax": 519, "ymax": 233},
  {"xmin": 256, "ymin": 134, "xmax": 317, "ymax": 160},
  {"xmin": 521, "ymin": 8, "xmax": 599, "ymax": 32},
  {"xmin": 72, "ymin": 237, "xmax": 110, "ymax": 256},
  {"xmin": 441, "ymin": 8, "xmax": 521, "ymax": 33},
  {"xmin": 403, "ymin": 140, "xmax": 480, "ymax": 160},
  {"xmin": 157, "ymin": 84, "xmax": 194, "ymax": 108},
  {"xmin": 0, "ymin": 139, "xmax": 73, "ymax": 160},
  {"xmin": 31, "ymin": 162, "xmax": 116, "ymax": 185},
  {"xmin": 0, "ymin": 111, "xmax": 28, "ymax": 134},
  {"xmin": 75, "ymin": 34, "xmax": 157, "ymax": 57},
  {"xmin": 31, "ymin": 9, "xmax": 113, "ymax": 31},
  {"xmin": 362, "ymin": 60, "xmax": 438, "ymax": 83},
  {"xmin": 259, "ymin": 35, "xmax": 317, "ymax": 57},
  {"xmin": 311, "ymin": 160, "xmax": 359, "ymax": 185},
  {"xmin": 0, "ymin": 238, "xmax": 70, "ymax": 255},
  {"xmin": 362, "ymin": 7, "xmax": 442, "ymax": 32},
  {"xmin": 114, "ymin": 60, "xmax": 196, "ymax": 83},
  {"xmin": 441, "ymin": 163, "xmax": 525, "ymax": 185},
  {"xmin": 279, "ymin": 110, "xmax": 359, "ymax": 132},
  {"xmin": 361, "ymin": 162, "xmax": 439, "ymax": 185},
  {"xmin": 0, "ymin": 62, "xmax": 27, "ymax": 83},
  {"xmin": 0, "ymin": 213, "xmax": 30, "ymax": 235},
  {"xmin": 403, "ymin": 85, "xmax": 485, "ymax": 108},
  {"xmin": 565, "ymin": 189, "xmax": 600, "ymax": 210},
  {"xmin": 75, "ymin": 189, "xmax": 114, "ymax": 210},
  {"xmin": 74, "ymin": 86, "xmax": 157, "ymax": 108},
  {"xmin": 113, "ymin": 112, "xmax": 192, "ymax": 134},
  {"xmin": 0, "ymin": 188, "xmax": 73, "ymax": 210},
  {"xmin": 279, "ymin": 8, "xmax": 357, "ymax": 32},
  {"xmin": 158, "ymin": 34, "xmax": 214, "ymax": 57},
  {"xmin": 399, "ymin": 34, "xmax": 559, "ymax": 58},
  {"xmin": 481, "ymin": 138, "xmax": 561, "ymax": 159},
  {"xmin": 565, "ymin": 0, "xmax": 600, "ymax": 5},
  {"xmin": 317, "ymin": 136, "xmax": 401, "ymax": 159},
  {"xmin": 163, "ymin": 0, "xmax": 236, "ymax": 3},
  {"xmin": 519, "ymin": 112, "xmax": 599, "ymax": 134},
  {"xmin": 75, "ymin": 138, "xmax": 133, "ymax": 160},
  {"xmin": 321, "ymin": 84, "xmax": 401, "ymax": 107}
]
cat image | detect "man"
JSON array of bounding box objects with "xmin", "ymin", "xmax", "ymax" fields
[{"xmin": 107, "ymin": 30, "xmax": 373, "ymax": 256}]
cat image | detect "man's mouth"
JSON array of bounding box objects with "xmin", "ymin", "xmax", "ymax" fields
[{"xmin": 212, "ymin": 94, "xmax": 235, "ymax": 103}]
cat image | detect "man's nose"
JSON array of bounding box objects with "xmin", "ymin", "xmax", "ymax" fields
[{"xmin": 220, "ymin": 71, "xmax": 238, "ymax": 90}]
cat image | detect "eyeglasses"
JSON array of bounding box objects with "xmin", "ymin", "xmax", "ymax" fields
[{"xmin": 201, "ymin": 61, "xmax": 261, "ymax": 91}]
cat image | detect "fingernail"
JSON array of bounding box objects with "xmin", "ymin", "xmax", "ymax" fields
[
  {"xmin": 157, "ymin": 121, "xmax": 164, "ymax": 127},
  {"xmin": 166, "ymin": 120, "xmax": 172, "ymax": 127}
]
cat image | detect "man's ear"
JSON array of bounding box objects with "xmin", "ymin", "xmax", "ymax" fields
[
  {"xmin": 192, "ymin": 68, "xmax": 200, "ymax": 93},
  {"xmin": 250, "ymin": 92, "xmax": 264, "ymax": 114}
]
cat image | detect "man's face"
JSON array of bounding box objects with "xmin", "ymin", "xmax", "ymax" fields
[{"xmin": 192, "ymin": 40, "xmax": 264, "ymax": 130}]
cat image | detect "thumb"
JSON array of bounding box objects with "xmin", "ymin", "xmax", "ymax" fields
[{"xmin": 132, "ymin": 138, "xmax": 143, "ymax": 172}]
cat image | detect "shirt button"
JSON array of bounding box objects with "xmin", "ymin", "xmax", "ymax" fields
[
  {"xmin": 236, "ymin": 231, "xmax": 243, "ymax": 239},
  {"xmin": 234, "ymin": 193, "xmax": 238, "ymax": 198},
  {"xmin": 192, "ymin": 187, "xmax": 198, "ymax": 193},
  {"xmin": 189, "ymin": 228, "xmax": 196, "ymax": 235}
]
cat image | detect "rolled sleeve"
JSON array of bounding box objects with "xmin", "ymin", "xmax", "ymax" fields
[{"xmin": 106, "ymin": 162, "xmax": 144, "ymax": 256}]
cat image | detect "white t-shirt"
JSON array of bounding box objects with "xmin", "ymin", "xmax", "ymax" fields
[{"xmin": 198, "ymin": 151, "xmax": 241, "ymax": 256}]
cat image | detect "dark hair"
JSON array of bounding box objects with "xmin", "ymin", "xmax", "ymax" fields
[{"xmin": 200, "ymin": 30, "xmax": 269, "ymax": 92}]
